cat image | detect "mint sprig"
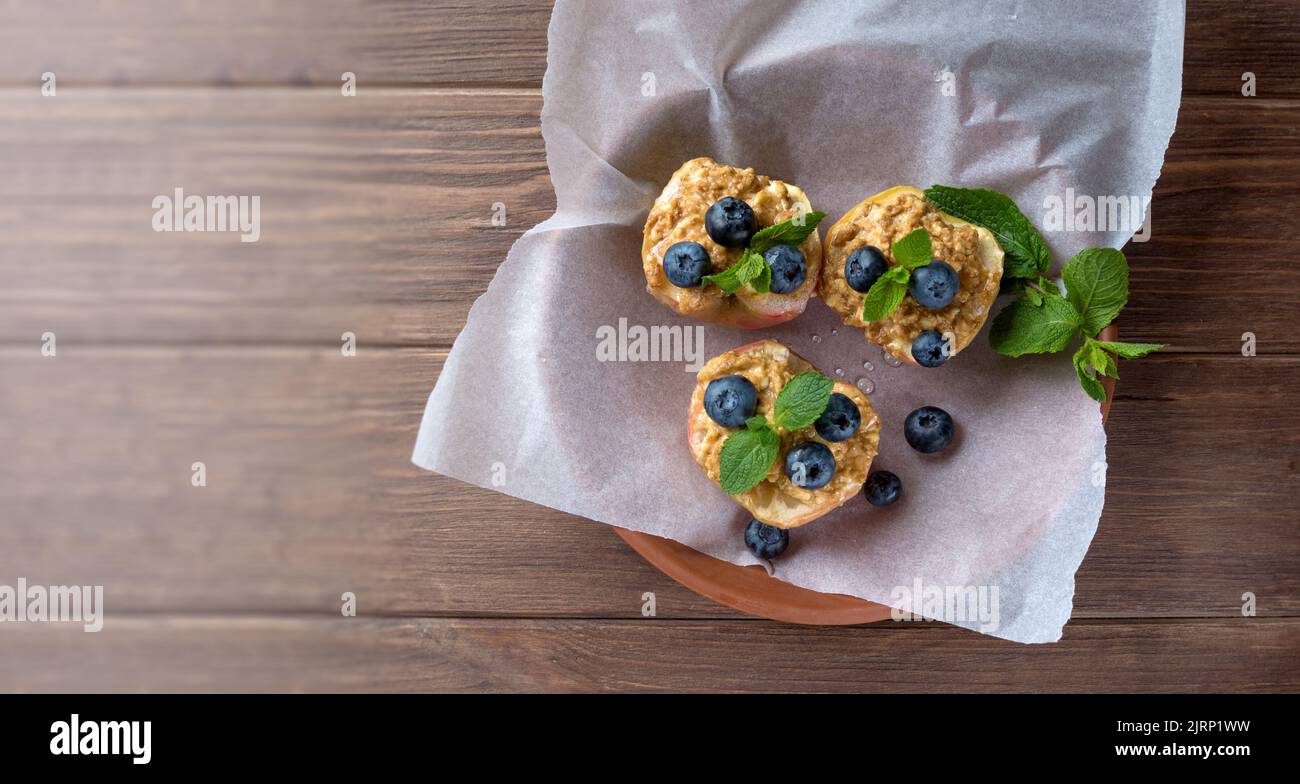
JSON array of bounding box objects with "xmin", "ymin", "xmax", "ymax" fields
[
  {"xmin": 1072, "ymin": 340, "xmax": 1109, "ymax": 403},
  {"xmin": 989, "ymin": 247, "xmax": 1166, "ymax": 401},
  {"xmin": 702, "ymin": 210, "xmax": 826, "ymax": 294},
  {"xmin": 923, "ymin": 185, "xmax": 1050, "ymax": 278},
  {"xmin": 922, "ymin": 184, "xmax": 1165, "ymax": 401},
  {"xmin": 702, "ymin": 248, "xmax": 766, "ymax": 294},
  {"xmin": 717, "ymin": 371, "xmax": 834, "ymax": 495},
  {"xmin": 860, "ymin": 227, "xmax": 932, "ymax": 322}
]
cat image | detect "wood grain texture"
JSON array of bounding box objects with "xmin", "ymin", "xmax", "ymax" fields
[
  {"xmin": 1, "ymin": 616, "xmax": 1295, "ymax": 693},
  {"xmin": 1, "ymin": 91, "xmax": 1297, "ymax": 351},
  {"xmin": 0, "ymin": 0, "xmax": 554, "ymax": 88},
  {"xmin": 0, "ymin": 88, "xmax": 550, "ymax": 348},
  {"xmin": 2, "ymin": 1, "xmax": 1298, "ymax": 96},
  {"xmin": 2, "ymin": 0, "xmax": 1298, "ymax": 693},
  {"xmin": 3, "ymin": 347, "xmax": 1295, "ymax": 618}
]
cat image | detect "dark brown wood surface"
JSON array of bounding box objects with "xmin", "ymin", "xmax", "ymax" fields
[{"xmin": 0, "ymin": 1, "xmax": 1296, "ymax": 692}]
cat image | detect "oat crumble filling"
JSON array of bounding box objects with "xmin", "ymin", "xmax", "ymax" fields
[
  {"xmin": 642, "ymin": 157, "xmax": 820, "ymax": 317},
  {"xmin": 689, "ymin": 342, "xmax": 880, "ymax": 522},
  {"xmin": 820, "ymin": 189, "xmax": 1001, "ymax": 358}
]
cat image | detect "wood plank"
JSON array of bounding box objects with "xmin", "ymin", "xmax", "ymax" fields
[
  {"xmin": 3, "ymin": 346, "xmax": 1295, "ymax": 618},
  {"xmin": 0, "ymin": 345, "xmax": 737, "ymax": 619},
  {"xmin": 0, "ymin": 616, "xmax": 1294, "ymax": 692},
  {"xmin": 3, "ymin": 0, "xmax": 1294, "ymax": 694},
  {"xmin": 0, "ymin": 87, "xmax": 551, "ymax": 347},
  {"xmin": 1184, "ymin": 0, "xmax": 1300, "ymax": 98},
  {"xmin": 1, "ymin": 1, "xmax": 1296, "ymax": 96},
  {"xmin": 2, "ymin": 90, "xmax": 1298, "ymax": 350},
  {"xmin": 1086, "ymin": 354, "xmax": 1300, "ymax": 616},
  {"xmin": 0, "ymin": 0, "xmax": 553, "ymax": 88}
]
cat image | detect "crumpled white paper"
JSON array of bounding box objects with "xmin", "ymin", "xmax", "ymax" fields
[{"xmin": 414, "ymin": 0, "xmax": 1183, "ymax": 642}]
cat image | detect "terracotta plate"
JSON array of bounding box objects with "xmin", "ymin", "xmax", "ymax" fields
[{"xmin": 616, "ymin": 325, "xmax": 1119, "ymax": 625}]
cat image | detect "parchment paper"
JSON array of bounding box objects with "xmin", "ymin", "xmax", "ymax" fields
[{"xmin": 413, "ymin": 0, "xmax": 1183, "ymax": 642}]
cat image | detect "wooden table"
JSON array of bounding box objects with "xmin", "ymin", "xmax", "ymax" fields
[{"xmin": 0, "ymin": 1, "xmax": 1296, "ymax": 692}]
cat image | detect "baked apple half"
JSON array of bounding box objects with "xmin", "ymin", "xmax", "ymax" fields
[
  {"xmin": 688, "ymin": 339, "xmax": 880, "ymax": 528},
  {"xmin": 820, "ymin": 186, "xmax": 1004, "ymax": 366},
  {"xmin": 643, "ymin": 157, "xmax": 823, "ymax": 329}
]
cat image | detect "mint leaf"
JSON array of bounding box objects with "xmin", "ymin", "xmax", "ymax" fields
[
  {"xmin": 1062, "ymin": 248, "xmax": 1129, "ymax": 336},
  {"xmin": 773, "ymin": 371, "xmax": 834, "ymax": 431},
  {"xmin": 702, "ymin": 248, "xmax": 765, "ymax": 294},
  {"xmin": 718, "ymin": 417, "xmax": 780, "ymax": 495},
  {"xmin": 751, "ymin": 254, "xmax": 772, "ymax": 293},
  {"xmin": 700, "ymin": 261, "xmax": 745, "ymax": 294},
  {"xmin": 1096, "ymin": 340, "xmax": 1165, "ymax": 359},
  {"xmin": 861, "ymin": 265, "xmax": 910, "ymax": 321},
  {"xmin": 1084, "ymin": 337, "xmax": 1118, "ymax": 379},
  {"xmin": 703, "ymin": 212, "xmax": 826, "ymax": 296},
  {"xmin": 751, "ymin": 211, "xmax": 826, "ymax": 253},
  {"xmin": 1023, "ymin": 277, "xmax": 1062, "ymax": 307},
  {"xmin": 736, "ymin": 248, "xmax": 768, "ymax": 290},
  {"xmin": 1071, "ymin": 338, "xmax": 1117, "ymax": 400},
  {"xmin": 891, "ymin": 227, "xmax": 932, "ymax": 270},
  {"xmin": 989, "ymin": 294, "xmax": 1082, "ymax": 356},
  {"xmin": 1072, "ymin": 343, "xmax": 1107, "ymax": 403},
  {"xmin": 924, "ymin": 185, "xmax": 1050, "ymax": 278}
]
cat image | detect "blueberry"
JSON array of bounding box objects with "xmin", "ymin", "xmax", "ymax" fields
[
  {"xmin": 845, "ymin": 246, "xmax": 888, "ymax": 293},
  {"xmin": 911, "ymin": 329, "xmax": 949, "ymax": 368},
  {"xmin": 909, "ymin": 259, "xmax": 960, "ymax": 309},
  {"xmin": 704, "ymin": 196, "xmax": 757, "ymax": 248},
  {"xmin": 764, "ymin": 244, "xmax": 807, "ymax": 294},
  {"xmin": 704, "ymin": 374, "xmax": 757, "ymax": 428},
  {"xmin": 744, "ymin": 519, "xmax": 789, "ymax": 559},
  {"xmin": 784, "ymin": 442, "xmax": 836, "ymax": 489},
  {"xmin": 904, "ymin": 406, "xmax": 955, "ymax": 454},
  {"xmin": 814, "ymin": 393, "xmax": 861, "ymax": 442},
  {"xmin": 662, "ymin": 241, "xmax": 711, "ymax": 287},
  {"xmin": 864, "ymin": 470, "xmax": 901, "ymax": 507}
]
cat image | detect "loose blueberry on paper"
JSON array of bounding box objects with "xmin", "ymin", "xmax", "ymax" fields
[
  {"xmin": 744, "ymin": 519, "xmax": 789, "ymax": 559},
  {"xmin": 864, "ymin": 470, "xmax": 902, "ymax": 507},
  {"xmin": 911, "ymin": 329, "xmax": 949, "ymax": 367},
  {"xmin": 904, "ymin": 406, "xmax": 955, "ymax": 454}
]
